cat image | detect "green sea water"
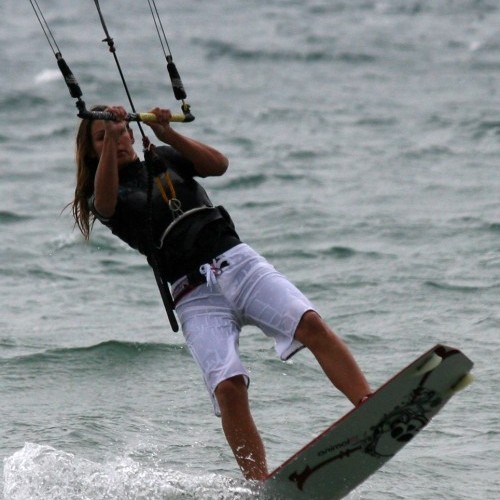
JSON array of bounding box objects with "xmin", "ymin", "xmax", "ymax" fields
[{"xmin": 1, "ymin": 1, "xmax": 499, "ymax": 498}]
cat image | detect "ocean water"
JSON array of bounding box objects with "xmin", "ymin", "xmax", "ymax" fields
[{"xmin": 1, "ymin": 0, "xmax": 499, "ymax": 498}]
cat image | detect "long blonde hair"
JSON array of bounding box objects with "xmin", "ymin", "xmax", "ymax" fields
[{"xmin": 71, "ymin": 105, "xmax": 106, "ymax": 239}]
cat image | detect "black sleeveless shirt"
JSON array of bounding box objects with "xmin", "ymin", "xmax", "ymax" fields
[{"xmin": 90, "ymin": 145, "xmax": 240, "ymax": 282}]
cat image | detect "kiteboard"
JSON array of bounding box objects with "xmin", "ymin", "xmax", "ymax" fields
[{"xmin": 261, "ymin": 344, "xmax": 473, "ymax": 500}]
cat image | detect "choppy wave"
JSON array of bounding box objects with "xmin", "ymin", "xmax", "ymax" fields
[
  {"xmin": 0, "ymin": 94, "xmax": 49, "ymax": 110},
  {"xmin": 1, "ymin": 340, "xmax": 186, "ymax": 366},
  {"xmin": 486, "ymin": 222, "xmax": 500, "ymax": 233},
  {"xmin": 0, "ymin": 211, "xmax": 34, "ymax": 224},
  {"xmin": 3, "ymin": 443, "xmax": 257, "ymax": 500},
  {"xmin": 34, "ymin": 69, "xmax": 61, "ymax": 84},
  {"xmin": 219, "ymin": 173, "xmax": 268, "ymax": 190},
  {"xmin": 322, "ymin": 245, "xmax": 389, "ymax": 260},
  {"xmin": 28, "ymin": 125, "xmax": 75, "ymax": 142},
  {"xmin": 424, "ymin": 280, "xmax": 500, "ymax": 293},
  {"xmin": 198, "ymin": 38, "xmax": 376, "ymax": 65}
]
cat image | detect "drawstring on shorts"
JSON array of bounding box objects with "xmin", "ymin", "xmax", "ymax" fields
[
  {"xmin": 199, "ymin": 257, "xmax": 230, "ymax": 288},
  {"xmin": 172, "ymin": 255, "xmax": 230, "ymax": 305}
]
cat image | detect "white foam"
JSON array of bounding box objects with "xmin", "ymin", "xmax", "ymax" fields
[
  {"xmin": 34, "ymin": 69, "xmax": 60, "ymax": 84},
  {"xmin": 3, "ymin": 443, "xmax": 257, "ymax": 499}
]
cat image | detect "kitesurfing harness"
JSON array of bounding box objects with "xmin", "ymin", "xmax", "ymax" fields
[{"xmin": 29, "ymin": 0, "xmax": 200, "ymax": 332}]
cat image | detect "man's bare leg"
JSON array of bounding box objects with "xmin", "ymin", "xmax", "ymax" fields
[
  {"xmin": 294, "ymin": 311, "xmax": 372, "ymax": 405},
  {"xmin": 215, "ymin": 375, "xmax": 268, "ymax": 480}
]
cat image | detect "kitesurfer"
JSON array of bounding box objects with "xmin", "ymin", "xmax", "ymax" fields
[{"xmin": 71, "ymin": 104, "xmax": 372, "ymax": 481}]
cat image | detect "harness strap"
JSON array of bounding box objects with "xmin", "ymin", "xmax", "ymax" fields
[
  {"xmin": 155, "ymin": 172, "xmax": 183, "ymax": 220},
  {"xmin": 173, "ymin": 207, "xmax": 225, "ymax": 251},
  {"xmin": 144, "ymin": 142, "xmax": 179, "ymax": 332},
  {"xmin": 149, "ymin": 254, "xmax": 179, "ymax": 331}
]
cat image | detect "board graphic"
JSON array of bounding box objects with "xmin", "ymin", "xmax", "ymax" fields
[{"xmin": 261, "ymin": 344, "xmax": 473, "ymax": 500}]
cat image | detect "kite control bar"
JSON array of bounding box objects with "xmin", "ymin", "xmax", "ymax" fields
[
  {"xmin": 55, "ymin": 50, "xmax": 194, "ymax": 123},
  {"xmin": 32, "ymin": 0, "xmax": 195, "ymax": 125},
  {"xmin": 75, "ymin": 100, "xmax": 195, "ymax": 123}
]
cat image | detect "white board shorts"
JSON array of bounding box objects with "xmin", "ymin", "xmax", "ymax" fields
[{"xmin": 173, "ymin": 243, "xmax": 316, "ymax": 416}]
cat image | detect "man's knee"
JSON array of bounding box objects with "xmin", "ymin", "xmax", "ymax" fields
[
  {"xmin": 294, "ymin": 310, "xmax": 330, "ymax": 347},
  {"xmin": 215, "ymin": 375, "xmax": 248, "ymax": 409}
]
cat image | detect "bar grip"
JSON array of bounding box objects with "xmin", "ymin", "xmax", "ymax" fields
[
  {"xmin": 134, "ymin": 112, "xmax": 194, "ymax": 123},
  {"xmin": 77, "ymin": 108, "xmax": 195, "ymax": 123}
]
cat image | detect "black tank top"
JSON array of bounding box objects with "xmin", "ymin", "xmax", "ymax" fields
[{"xmin": 90, "ymin": 145, "xmax": 241, "ymax": 282}]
